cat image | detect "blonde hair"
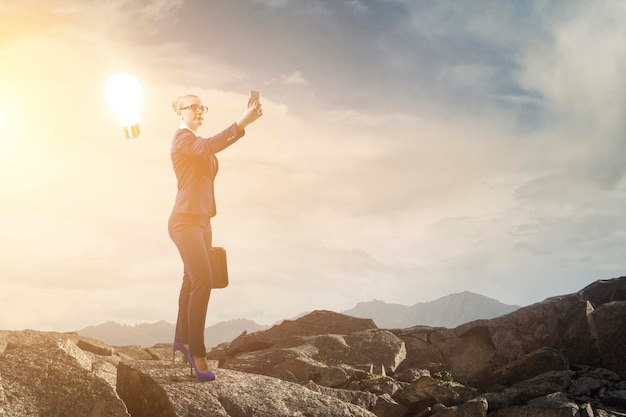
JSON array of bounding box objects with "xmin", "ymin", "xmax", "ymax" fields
[{"xmin": 171, "ymin": 94, "xmax": 200, "ymax": 112}]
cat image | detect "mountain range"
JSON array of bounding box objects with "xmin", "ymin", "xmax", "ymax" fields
[
  {"xmin": 77, "ymin": 318, "xmax": 269, "ymax": 348},
  {"xmin": 76, "ymin": 291, "xmax": 520, "ymax": 347},
  {"xmin": 341, "ymin": 291, "xmax": 520, "ymax": 329}
]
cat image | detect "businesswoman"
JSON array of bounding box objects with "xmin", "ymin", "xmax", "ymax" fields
[{"xmin": 169, "ymin": 93, "xmax": 262, "ymax": 381}]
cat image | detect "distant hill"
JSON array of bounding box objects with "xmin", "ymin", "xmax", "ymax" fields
[
  {"xmin": 77, "ymin": 292, "xmax": 519, "ymax": 347},
  {"xmin": 77, "ymin": 318, "xmax": 269, "ymax": 348},
  {"xmin": 341, "ymin": 291, "xmax": 520, "ymax": 328}
]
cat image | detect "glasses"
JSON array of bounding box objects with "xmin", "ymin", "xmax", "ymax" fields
[{"xmin": 179, "ymin": 104, "xmax": 208, "ymax": 113}]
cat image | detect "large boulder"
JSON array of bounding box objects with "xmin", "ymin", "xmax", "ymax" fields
[
  {"xmin": 210, "ymin": 310, "xmax": 378, "ymax": 361},
  {"xmin": 219, "ymin": 329, "xmax": 406, "ymax": 387},
  {"xmin": 488, "ymin": 392, "xmax": 581, "ymax": 417},
  {"xmin": 489, "ymin": 348, "xmax": 570, "ymax": 389},
  {"xmin": 116, "ymin": 360, "xmax": 377, "ymax": 417},
  {"xmin": 0, "ymin": 338, "xmax": 129, "ymax": 417},
  {"xmin": 591, "ymin": 301, "xmax": 626, "ymax": 377},
  {"xmin": 578, "ymin": 277, "xmax": 626, "ymax": 307}
]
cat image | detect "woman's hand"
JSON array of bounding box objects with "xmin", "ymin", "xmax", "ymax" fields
[{"xmin": 236, "ymin": 98, "xmax": 263, "ymax": 130}]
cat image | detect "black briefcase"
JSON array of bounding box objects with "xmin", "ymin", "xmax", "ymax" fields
[{"xmin": 209, "ymin": 247, "xmax": 229, "ymax": 289}]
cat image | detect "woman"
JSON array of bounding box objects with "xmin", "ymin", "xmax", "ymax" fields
[{"xmin": 168, "ymin": 93, "xmax": 262, "ymax": 381}]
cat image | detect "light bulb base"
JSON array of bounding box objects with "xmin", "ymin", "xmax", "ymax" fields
[{"xmin": 122, "ymin": 124, "xmax": 140, "ymax": 139}]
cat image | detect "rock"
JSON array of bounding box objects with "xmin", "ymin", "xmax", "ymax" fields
[
  {"xmin": 489, "ymin": 392, "xmax": 580, "ymax": 416},
  {"xmin": 221, "ymin": 344, "xmax": 349, "ymax": 386},
  {"xmin": 602, "ymin": 390, "xmax": 626, "ymax": 409},
  {"xmin": 220, "ymin": 329, "xmax": 405, "ymax": 388},
  {"xmin": 340, "ymin": 330, "xmax": 406, "ymax": 373},
  {"xmin": 461, "ymin": 396, "xmax": 488, "ymax": 417},
  {"xmin": 393, "ymin": 375, "xmax": 476, "ymax": 414},
  {"xmin": 115, "ymin": 344, "xmax": 157, "ymax": 361},
  {"xmin": 449, "ymin": 295, "xmax": 597, "ymax": 387},
  {"xmin": 490, "ymin": 348, "xmax": 569, "ymax": 388},
  {"xmin": 483, "ymin": 371, "xmax": 574, "ymax": 411},
  {"xmin": 265, "ymin": 310, "xmax": 378, "ymax": 339},
  {"xmin": 578, "ymin": 276, "xmax": 626, "ymax": 308},
  {"xmin": 592, "ymin": 301, "xmax": 626, "ymax": 377},
  {"xmin": 568, "ymin": 376, "xmax": 608, "ymax": 398},
  {"xmin": 77, "ymin": 338, "xmax": 115, "ymax": 356},
  {"xmin": 0, "ymin": 373, "xmax": 9, "ymax": 417},
  {"xmin": 304, "ymin": 380, "xmax": 378, "ymax": 411},
  {"xmin": 211, "ymin": 310, "xmax": 378, "ymax": 362},
  {"xmin": 393, "ymin": 367, "xmax": 431, "ymax": 383},
  {"xmin": 515, "ymin": 370, "xmax": 574, "ymax": 395},
  {"xmin": 578, "ymin": 402, "xmax": 594, "ymax": 417},
  {"xmin": 0, "ymin": 339, "xmax": 129, "ymax": 417},
  {"xmin": 587, "ymin": 368, "xmax": 622, "ymax": 383},
  {"xmin": 93, "ymin": 359, "xmax": 119, "ymax": 388},
  {"xmin": 346, "ymin": 375, "xmax": 405, "ymax": 397},
  {"xmin": 595, "ymin": 409, "xmax": 626, "ymax": 417},
  {"xmin": 370, "ymin": 393, "xmax": 408, "ymax": 417},
  {"xmin": 390, "ymin": 326, "xmax": 450, "ymax": 373},
  {"xmin": 116, "ymin": 360, "xmax": 377, "ymax": 417},
  {"xmin": 430, "ymin": 397, "xmax": 488, "ymax": 417},
  {"xmin": 430, "ymin": 407, "xmax": 458, "ymax": 417}
]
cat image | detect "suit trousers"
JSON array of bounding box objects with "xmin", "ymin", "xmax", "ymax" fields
[{"xmin": 168, "ymin": 212, "xmax": 213, "ymax": 357}]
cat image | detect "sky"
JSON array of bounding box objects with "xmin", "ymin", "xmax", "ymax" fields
[{"xmin": 0, "ymin": 0, "xmax": 625, "ymax": 331}]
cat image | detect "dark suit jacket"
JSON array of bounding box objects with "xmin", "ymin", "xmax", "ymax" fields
[{"xmin": 171, "ymin": 123, "xmax": 245, "ymax": 217}]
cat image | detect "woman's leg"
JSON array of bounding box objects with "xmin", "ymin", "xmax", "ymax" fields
[
  {"xmin": 169, "ymin": 214, "xmax": 213, "ymax": 359},
  {"xmin": 174, "ymin": 269, "xmax": 191, "ymax": 345}
]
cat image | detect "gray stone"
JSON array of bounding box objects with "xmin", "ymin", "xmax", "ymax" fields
[
  {"xmin": 221, "ymin": 329, "xmax": 404, "ymax": 388},
  {"xmin": 483, "ymin": 371, "xmax": 573, "ymax": 412},
  {"xmin": 460, "ymin": 396, "xmax": 488, "ymax": 417},
  {"xmin": 489, "ymin": 392, "xmax": 580, "ymax": 416},
  {"xmin": 430, "ymin": 397, "xmax": 488, "ymax": 417},
  {"xmin": 304, "ymin": 380, "xmax": 378, "ymax": 411},
  {"xmin": 393, "ymin": 375, "xmax": 476, "ymax": 413},
  {"xmin": 213, "ymin": 310, "xmax": 378, "ymax": 362},
  {"xmin": 114, "ymin": 344, "xmax": 156, "ymax": 361},
  {"xmin": 116, "ymin": 360, "xmax": 377, "ymax": 417},
  {"xmin": 578, "ymin": 402, "xmax": 594, "ymax": 417},
  {"xmin": 578, "ymin": 276, "xmax": 626, "ymax": 308},
  {"xmin": 77, "ymin": 338, "xmax": 115, "ymax": 356},
  {"xmin": 393, "ymin": 367, "xmax": 430, "ymax": 383},
  {"xmin": 592, "ymin": 302, "xmax": 626, "ymax": 377},
  {"xmin": 595, "ymin": 409, "xmax": 626, "ymax": 417},
  {"xmin": 370, "ymin": 393, "xmax": 408, "ymax": 417},
  {"xmin": 490, "ymin": 348, "xmax": 569, "ymax": 388},
  {"xmin": 602, "ymin": 390, "xmax": 626, "ymax": 409},
  {"xmin": 568, "ymin": 376, "xmax": 607, "ymax": 397},
  {"xmin": 0, "ymin": 339, "xmax": 129, "ymax": 417},
  {"xmin": 346, "ymin": 375, "xmax": 405, "ymax": 397},
  {"xmin": 0, "ymin": 372, "xmax": 8, "ymax": 417}
]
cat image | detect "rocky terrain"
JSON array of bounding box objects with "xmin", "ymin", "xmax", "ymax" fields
[{"xmin": 0, "ymin": 276, "xmax": 625, "ymax": 417}]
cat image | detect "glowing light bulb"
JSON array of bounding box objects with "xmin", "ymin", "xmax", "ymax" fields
[{"xmin": 105, "ymin": 73, "xmax": 142, "ymax": 139}]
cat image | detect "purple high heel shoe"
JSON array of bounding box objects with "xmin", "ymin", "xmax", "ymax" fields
[
  {"xmin": 187, "ymin": 354, "xmax": 216, "ymax": 382},
  {"xmin": 172, "ymin": 342, "xmax": 192, "ymax": 376}
]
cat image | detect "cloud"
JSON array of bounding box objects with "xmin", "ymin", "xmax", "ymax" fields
[
  {"xmin": 518, "ymin": 1, "xmax": 626, "ymax": 138},
  {"xmin": 252, "ymin": 0, "xmax": 290, "ymax": 7},
  {"xmin": 514, "ymin": 1, "xmax": 626, "ymax": 190},
  {"xmin": 1, "ymin": 0, "xmax": 626, "ymax": 331},
  {"xmin": 280, "ymin": 70, "xmax": 308, "ymax": 85}
]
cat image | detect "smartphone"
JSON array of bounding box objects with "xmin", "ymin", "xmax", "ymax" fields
[{"xmin": 249, "ymin": 90, "xmax": 260, "ymax": 101}]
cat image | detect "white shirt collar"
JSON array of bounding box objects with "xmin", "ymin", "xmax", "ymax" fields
[{"xmin": 179, "ymin": 123, "xmax": 199, "ymax": 137}]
